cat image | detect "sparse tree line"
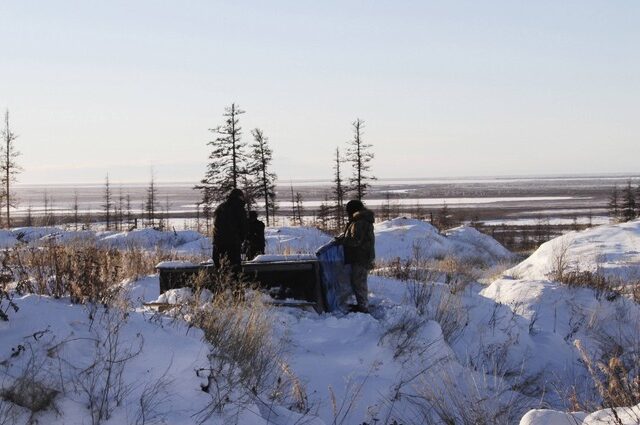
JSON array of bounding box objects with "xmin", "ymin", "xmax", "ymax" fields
[
  {"xmin": 196, "ymin": 103, "xmax": 277, "ymax": 233},
  {"xmin": 196, "ymin": 104, "xmax": 377, "ymax": 233},
  {"xmin": 5, "ymin": 105, "xmax": 639, "ymax": 238},
  {"xmin": 314, "ymin": 118, "xmax": 376, "ymax": 232},
  {"xmin": 608, "ymin": 180, "xmax": 640, "ymax": 222},
  {"xmin": 101, "ymin": 173, "xmax": 168, "ymax": 232}
]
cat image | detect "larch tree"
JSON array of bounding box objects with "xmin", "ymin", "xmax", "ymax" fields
[
  {"xmin": 608, "ymin": 185, "xmax": 620, "ymax": 221},
  {"xmin": 332, "ymin": 147, "xmax": 346, "ymax": 231},
  {"xmin": 636, "ymin": 183, "xmax": 640, "ymax": 217},
  {"xmin": 316, "ymin": 194, "xmax": 331, "ymax": 232},
  {"xmin": 289, "ymin": 184, "xmax": 296, "ymax": 225},
  {"xmin": 72, "ymin": 191, "xmax": 79, "ymax": 231},
  {"xmin": 621, "ymin": 180, "xmax": 637, "ymax": 222},
  {"xmin": 145, "ymin": 173, "xmax": 158, "ymax": 228},
  {"xmin": 125, "ymin": 194, "xmax": 132, "ymax": 229},
  {"xmin": 103, "ymin": 174, "xmax": 112, "ymax": 230},
  {"xmin": 1, "ymin": 110, "xmax": 22, "ymax": 228},
  {"xmin": 346, "ymin": 118, "xmax": 375, "ymax": 201},
  {"xmin": 248, "ymin": 128, "xmax": 277, "ymax": 226},
  {"xmin": 196, "ymin": 103, "xmax": 247, "ymax": 209},
  {"xmin": 294, "ymin": 192, "xmax": 304, "ymax": 226},
  {"xmin": 436, "ymin": 202, "xmax": 451, "ymax": 231}
]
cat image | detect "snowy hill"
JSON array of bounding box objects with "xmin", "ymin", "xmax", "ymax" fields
[
  {"xmin": 374, "ymin": 218, "xmax": 514, "ymax": 264},
  {"xmin": 506, "ymin": 219, "xmax": 640, "ymax": 283}
]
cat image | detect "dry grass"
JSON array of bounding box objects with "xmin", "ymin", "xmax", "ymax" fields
[
  {"xmin": 176, "ymin": 262, "xmax": 309, "ymax": 423},
  {"xmin": 5, "ymin": 239, "xmax": 201, "ymax": 305},
  {"xmin": 0, "ymin": 252, "xmax": 18, "ymax": 321},
  {"xmin": 575, "ymin": 340, "xmax": 640, "ymax": 424},
  {"xmin": 0, "ymin": 344, "xmax": 59, "ymax": 418}
]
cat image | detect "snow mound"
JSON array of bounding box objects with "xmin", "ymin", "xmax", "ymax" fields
[
  {"xmin": 374, "ymin": 218, "xmax": 514, "ymax": 265},
  {"xmin": 251, "ymin": 254, "xmax": 317, "ymax": 263},
  {"xmin": 1, "ymin": 294, "xmax": 211, "ymax": 425},
  {"xmin": 265, "ymin": 226, "xmax": 332, "ymax": 254},
  {"xmin": 519, "ymin": 410, "xmax": 587, "ymax": 425},
  {"xmin": 100, "ymin": 228, "xmax": 204, "ymax": 250},
  {"xmin": 4, "ymin": 227, "xmax": 212, "ymax": 256},
  {"xmin": 507, "ymin": 219, "xmax": 640, "ymax": 283},
  {"xmin": 155, "ymin": 260, "xmax": 198, "ymax": 269},
  {"xmin": 445, "ymin": 225, "xmax": 514, "ymax": 262},
  {"xmin": 520, "ymin": 405, "xmax": 640, "ymax": 425}
]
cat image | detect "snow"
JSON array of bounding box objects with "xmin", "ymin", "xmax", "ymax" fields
[
  {"xmin": 520, "ymin": 405, "xmax": 640, "ymax": 425},
  {"xmin": 1, "ymin": 294, "xmax": 212, "ymax": 425},
  {"xmin": 374, "ymin": 218, "xmax": 514, "ymax": 264},
  {"xmin": 155, "ymin": 260, "xmax": 198, "ymax": 269},
  {"xmin": 251, "ymin": 254, "xmax": 317, "ymax": 263},
  {"xmin": 0, "ymin": 227, "xmax": 212, "ymax": 256},
  {"xmin": 507, "ymin": 219, "xmax": 640, "ymax": 283},
  {"xmin": 3, "ymin": 220, "xmax": 640, "ymax": 424},
  {"xmin": 519, "ymin": 410, "xmax": 587, "ymax": 425},
  {"xmin": 264, "ymin": 226, "xmax": 331, "ymax": 255}
]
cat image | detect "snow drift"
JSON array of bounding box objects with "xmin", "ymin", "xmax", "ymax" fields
[{"xmin": 374, "ymin": 218, "xmax": 514, "ymax": 264}]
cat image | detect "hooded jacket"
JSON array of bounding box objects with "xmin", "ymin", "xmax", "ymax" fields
[
  {"xmin": 342, "ymin": 208, "xmax": 376, "ymax": 268},
  {"xmin": 213, "ymin": 196, "xmax": 248, "ymax": 248}
]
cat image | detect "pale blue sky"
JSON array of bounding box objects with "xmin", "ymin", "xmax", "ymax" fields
[{"xmin": 1, "ymin": 1, "xmax": 638, "ymax": 184}]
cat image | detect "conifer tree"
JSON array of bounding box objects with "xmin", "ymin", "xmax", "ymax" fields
[
  {"xmin": 621, "ymin": 180, "xmax": 637, "ymax": 222},
  {"xmin": 248, "ymin": 128, "xmax": 277, "ymax": 226},
  {"xmin": 116, "ymin": 189, "xmax": 124, "ymax": 231},
  {"xmin": 72, "ymin": 191, "xmax": 79, "ymax": 231},
  {"xmin": 289, "ymin": 184, "xmax": 296, "ymax": 225},
  {"xmin": 436, "ymin": 202, "xmax": 451, "ymax": 231},
  {"xmin": 346, "ymin": 118, "xmax": 375, "ymax": 200},
  {"xmin": 608, "ymin": 185, "xmax": 620, "ymax": 221},
  {"xmin": 1, "ymin": 110, "xmax": 22, "ymax": 228},
  {"xmin": 636, "ymin": 183, "xmax": 640, "ymax": 217},
  {"xmin": 295, "ymin": 192, "xmax": 304, "ymax": 226},
  {"xmin": 145, "ymin": 173, "xmax": 158, "ymax": 228},
  {"xmin": 333, "ymin": 148, "xmax": 346, "ymax": 231},
  {"xmin": 317, "ymin": 194, "xmax": 331, "ymax": 231},
  {"xmin": 125, "ymin": 194, "xmax": 132, "ymax": 229},
  {"xmin": 197, "ymin": 103, "xmax": 247, "ymax": 208},
  {"xmin": 103, "ymin": 174, "xmax": 112, "ymax": 230}
]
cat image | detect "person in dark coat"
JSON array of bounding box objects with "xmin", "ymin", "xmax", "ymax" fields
[
  {"xmin": 245, "ymin": 211, "xmax": 266, "ymax": 261},
  {"xmin": 212, "ymin": 188, "xmax": 248, "ymax": 274},
  {"xmin": 336, "ymin": 199, "xmax": 376, "ymax": 313}
]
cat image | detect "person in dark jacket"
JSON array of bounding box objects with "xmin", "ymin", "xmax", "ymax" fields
[
  {"xmin": 245, "ymin": 211, "xmax": 266, "ymax": 260},
  {"xmin": 336, "ymin": 199, "xmax": 376, "ymax": 313},
  {"xmin": 212, "ymin": 188, "xmax": 248, "ymax": 274}
]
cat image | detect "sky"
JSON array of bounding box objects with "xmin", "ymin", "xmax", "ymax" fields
[{"xmin": 0, "ymin": 1, "xmax": 638, "ymax": 184}]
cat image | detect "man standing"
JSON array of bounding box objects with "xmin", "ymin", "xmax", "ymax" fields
[
  {"xmin": 245, "ymin": 211, "xmax": 266, "ymax": 260},
  {"xmin": 337, "ymin": 199, "xmax": 376, "ymax": 313},
  {"xmin": 212, "ymin": 188, "xmax": 247, "ymax": 274}
]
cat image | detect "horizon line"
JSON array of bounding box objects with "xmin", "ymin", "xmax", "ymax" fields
[{"xmin": 14, "ymin": 171, "xmax": 640, "ymax": 187}]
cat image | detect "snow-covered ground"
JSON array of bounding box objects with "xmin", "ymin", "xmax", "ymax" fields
[
  {"xmin": 374, "ymin": 218, "xmax": 515, "ymax": 264},
  {"xmin": 2, "ymin": 219, "xmax": 640, "ymax": 424},
  {"xmin": 507, "ymin": 219, "xmax": 640, "ymax": 283}
]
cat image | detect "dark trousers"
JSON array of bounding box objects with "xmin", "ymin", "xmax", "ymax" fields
[
  {"xmin": 212, "ymin": 243, "xmax": 242, "ymax": 275},
  {"xmin": 350, "ymin": 264, "xmax": 369, "ymax": 309}
]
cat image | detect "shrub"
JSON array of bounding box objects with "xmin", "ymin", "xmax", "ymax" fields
[
  {"xmin": 188, "ymin": 263, "xmax": 304, "ymax": 422},
  {"xmin": 0, "ymin": 251, "xmax": 19, "ymax": 321},
  {"xmin": 7, "ymin": 240, "xmax": 202, "ymax": 305},
  {"xmin": 575, "ymin": 340, "xmax": 640, "ymax": 422}
]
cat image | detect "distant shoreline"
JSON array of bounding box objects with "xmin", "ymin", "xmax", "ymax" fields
[{"xmin": 15, "ymin": 172, "xmax": 640, "ymax": 188}]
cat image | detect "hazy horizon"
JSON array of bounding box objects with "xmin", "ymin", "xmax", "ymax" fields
[{"xmin": 12, "ymin": 171, "xmax": 640, "ymax": 188}]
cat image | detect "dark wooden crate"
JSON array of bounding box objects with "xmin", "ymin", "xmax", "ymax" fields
[{"xmin": 156, "ymin": 260, "xmax": 326, "ymax": 313}]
